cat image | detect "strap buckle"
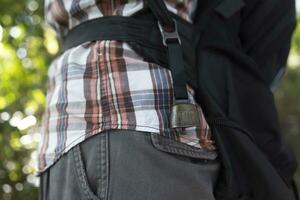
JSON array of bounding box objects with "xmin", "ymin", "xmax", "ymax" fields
[
  {"xmin": 170, "ymin": 100, "xmax": 201, "ymax": 128},
  {"xmin": 158, "ymin": 19, "xmax": 182, "ymax": 46}
]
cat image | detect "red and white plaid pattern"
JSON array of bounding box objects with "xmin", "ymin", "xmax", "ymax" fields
[{"xmin": 38, "ymin": 0, "xmax": 216, "ymax": 174}]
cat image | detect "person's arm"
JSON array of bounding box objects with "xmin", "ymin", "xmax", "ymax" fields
[{"xmin": 239, "ymin": 0, "xmax": 297, "ymax": 91}]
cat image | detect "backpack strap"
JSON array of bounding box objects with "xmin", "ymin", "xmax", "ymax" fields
[
  {"xmin": 144, "ymin": 0, "xmax": 201, "ymax": 129},
  {"xmin": 62, "ymin": 0, "xmax": 201, "ymax": 129},
  {"xmin": 144, "ymin": 0, "xmax": 175, "ymax": 32},
  {"xmin": 145, "ymin": 0, "xmax": 188, "ymax": 99}
]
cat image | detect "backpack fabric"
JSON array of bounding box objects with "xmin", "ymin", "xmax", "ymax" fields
[
  {"xmin": 130, "ymin": 0, "xmax": 299, "ymax": 199},
  {"xmin": 194, "ymin": 0, "xmax": 298, "ymax": 199}
]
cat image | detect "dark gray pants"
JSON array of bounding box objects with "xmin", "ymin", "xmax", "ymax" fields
[{"xmin": 39, "ymin": 129, "xmax": 220, "ymax": 200}]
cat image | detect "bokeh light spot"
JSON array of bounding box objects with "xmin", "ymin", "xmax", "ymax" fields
[
  {"xmin": 9, "ymin": 26, "xmax": 21, "ymax": 39},
  {"xmin": 2, "ymin": 184, "xmax": 12, "ymax": 194},
  {"xmin": 27, "ymin": 0, "xmax": 39, "ymax": 12}
]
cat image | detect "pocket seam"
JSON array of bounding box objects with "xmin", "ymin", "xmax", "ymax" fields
[
  {"xmin": 72, "ymin": 145, "xmax": 101, "ymax": 200},
  {"xmin": 98, "ymin": 130, "xmax": 109, "ymax": 200},
  {"xmin": 150, "ymin": 133, "xmax": 218, "ymax": 160}
]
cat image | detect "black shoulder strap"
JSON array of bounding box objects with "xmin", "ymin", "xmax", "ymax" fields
[
  {"xmin": 61, "ymin": 0, "xmax": 201, "ymax": 128},
  {"xmin": 62, "ymin": 0, "xmax": 190, "ymax": 102},
  {"xmin": 144, "ymin": 0, "xmax": 175, "ymax": 31},
  {"xmin": 144, "ymin": 0, "xmax": 189, "ymax": 101}
]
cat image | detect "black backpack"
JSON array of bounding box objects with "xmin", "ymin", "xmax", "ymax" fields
[{"xmin": 61, "ymin": 0, "xmax": 299, "ymax": 199}]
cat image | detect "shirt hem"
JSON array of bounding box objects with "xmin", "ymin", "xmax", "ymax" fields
[{"xmin": 36, "ymin": 122, "xmax": 215, "ymax": 176}]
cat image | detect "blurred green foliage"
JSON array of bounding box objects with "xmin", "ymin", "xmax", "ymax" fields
[
  {"xmin": 275, "ymin": 18, "xmax": 300, "ymax": 193},
  {"xmin": 0, "ymin": 0, "xmax": 299, "ymax": 199},
  {"xmin": 0, "ymin": 0, "xmax": 55, "ymax": 199}
]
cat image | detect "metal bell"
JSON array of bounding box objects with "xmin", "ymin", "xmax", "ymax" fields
[{"xmin": 170, "ymin": 101, "xmax": 201, "ymax": 128}]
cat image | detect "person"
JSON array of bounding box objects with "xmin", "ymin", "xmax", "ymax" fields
[
  {"xmin": 37, "ymin": 1, "xmax": 220, "ymax": 200},
  {"xmin": 38, "ymin": 0, "xmax": 299, "ymax": 199}
]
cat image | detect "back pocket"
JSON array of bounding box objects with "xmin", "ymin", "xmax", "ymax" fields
[
  {"xmin": 150, "ymin": 132, "xmax": 218, "ymax": 162},
  {"xmin": 72, "ymin": 132, "xmax": 109, "ymax": 200}
]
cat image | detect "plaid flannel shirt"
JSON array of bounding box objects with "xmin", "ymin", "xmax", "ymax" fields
[{"xmin": 38, "ymin": 0, "xmax": 216, "ymax": 174}]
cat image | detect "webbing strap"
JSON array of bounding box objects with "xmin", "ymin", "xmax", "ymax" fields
[
  {"xmin": 167, "ymin": 42, "xmax": 189, "ymax": 100},
  {"xmin": 145, "ymin": 0, "xmax": 189, "ymax": 101},
  {"xmin": 62, "ymin": 16, "xmax": 157, "ymax": 52},
  {"xmin": 144, "ymin": 0, "xmax": 175, "ymax": 31},
  {"xmin": 62, "ymin": 0, "xmax": 190, "ymax": 101}
]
